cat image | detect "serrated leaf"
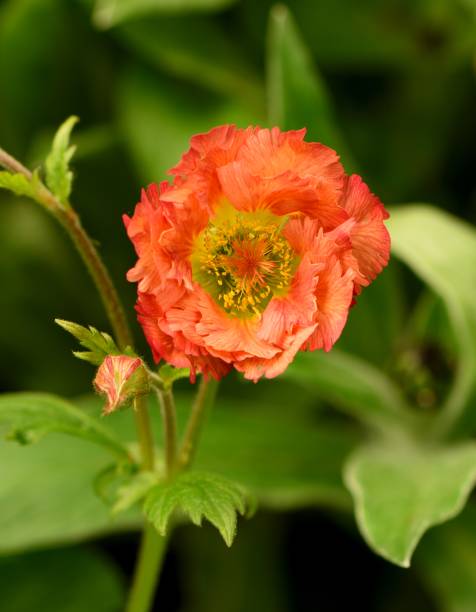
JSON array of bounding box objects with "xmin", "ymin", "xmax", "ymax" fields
[
  {"xmin": 0, "ymin": 392, "xmax": 129, "ymax": 459},
  {"xmin": 45, "ymin": 116, "xmax": 78, "ymax": 205},
  {"xmin": 0, "ymin": 170, "xmax": 42, "ymax": 201},
  {"xmin": 267, "ymin": 5, "xmax": 356, "ymax": 170},
  {"xmin": 144, "ymin": 471, "xmax": 251, "ymax": 546},
  {"xmin": 55, "ymin": 318, "xmax": 121, "ymax": 365},
  {"xmin": 112, "ymin": 471, "xmax": 158, "ymax": 515},
  {"xmin": 344, "ymin": 441, "xmax": 476, "ymax": 567},
  {"xmin": 389, "ymin": 205, "xmax": 476, "ymax": 435}
]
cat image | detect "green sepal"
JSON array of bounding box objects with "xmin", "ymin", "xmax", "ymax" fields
[
  {"xmin": 55, "ymin": 318, "xmax": 125, "ymax": 365},
  {"xmin": 157, "ymin": 364, "xmax": 190, "ymax": 390}
]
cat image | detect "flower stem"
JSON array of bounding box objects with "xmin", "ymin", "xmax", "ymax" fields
[
  {"xmin": 0, "ymin": 148, "xmax": 155, "ymax": 462},
  {"xmin": 157, "ymin": 388, "xmax": 178, "ymax": 476},
  {"xmin": 134, "ymin": 396, "xmax": 156, "ymax": 471},
  {"xmin": 177, "ymin": 377, "xmax": 219, "ymax": 470},
  {"xmin": 125, "ymin": 523, "xmax": 168, "ymax": 612}
]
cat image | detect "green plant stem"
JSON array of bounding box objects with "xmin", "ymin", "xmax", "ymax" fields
[
  {"xmin": 0, "ymin": 148, "xmax": 155, "ymax": 465},
  {"xmin": 157, "ymin": 388, "xmax": 178, "ymax": 476},
  {"xmin": 56, "ymin": 206, "xmax": 132, "ymax": 349},
  {"xmin": 125, "ymin": 523, "xmax": 168, "ymax": 612},
  {"xmin": 0, "ymin": 147, "xmax": 32, "ymax": 176},
  {"xmin": 177, "ymin": 377, "xmax": 219, "ymax": 470},
  {"xmin": 134, "ymin": 396, "xmax": 156, "ymax": 471}
]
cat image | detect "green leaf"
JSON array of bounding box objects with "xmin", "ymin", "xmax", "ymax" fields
[
  {"xmin": 144, "ymin": 471, "xmax": 251, "ymax": 546},
  {"xmin": 0, "ymin": 391, "xmax": 356, "ymax": 552},
  {"xmin": 389, "ymin": 205, "xmax": 476, "ymax": 435},
  {"xmin": 416, "ymin": 503, "xmax": 476, "ymax": 612},
  {"xmin": 0, "ymin": 546, "xmax": 124, "ymax": 612},
  {"xmin": 0, "ymin": 392, "xmax": 129, "ymax": 458},
  {"xmin": 0, "ymin": 170, "xmax": 41, "ymax": 200},
  {"xmin": 284, "ymin": 350, "xmax": 416, "ymax": 435},
  {"xmin": 45, "ymin": 115, "xmax": 78, "ymax": 205},
  {"xmin": 0, "ymin": 430, "xmax": 140, "ymax": 553},
  {"xmin": 344, "ymin": 441, "xmax": 476, "ymax": 567},
  {"xmin": 267, "ymin": 4, "xmax": 356, "ymax": 170},
  {"xmin": 55, "ymin": 318, "xmax": 122, "ymax": 365},
  {"xmin": 93, "ymin": 0, "xmax": 238, "ymax": 28}
]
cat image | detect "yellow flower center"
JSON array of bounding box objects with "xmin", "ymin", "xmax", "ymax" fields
[{"xmin": 192, "ymin": 204, "xmax": 297, "ymax": 317}]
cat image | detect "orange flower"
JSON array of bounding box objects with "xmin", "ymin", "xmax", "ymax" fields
[{"xmin": 124, "ymin": 126, "xmax": 390, "ymax": 381}]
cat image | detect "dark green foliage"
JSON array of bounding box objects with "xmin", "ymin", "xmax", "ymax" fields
[{"xmin": 1, "ymin": 0, "xmax": 475, "ymax": 609}]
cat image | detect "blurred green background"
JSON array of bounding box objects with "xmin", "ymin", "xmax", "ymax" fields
[{"xmin": 0, "ymin": 0, "xmax": 475, "ymax": 610}]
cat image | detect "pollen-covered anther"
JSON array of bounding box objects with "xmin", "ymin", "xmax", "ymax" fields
[{"xmin": 193, "ymin": 212, "xmax": 296, "ymax": 317}]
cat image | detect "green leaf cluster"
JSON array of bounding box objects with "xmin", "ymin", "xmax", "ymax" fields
[
  {"xmin": 144, "ymin": 471, "xmax": 252, "ymax": 547},
  {"xmin": 0, "ymin": 116, "xmax": 78, "ymax": 210},
  {"xmin": 55, "ymin": 318, "xmax": 123, "ymax": 365}
]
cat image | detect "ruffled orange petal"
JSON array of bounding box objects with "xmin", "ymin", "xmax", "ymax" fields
[
  {"xmin": 341, "ymin": 174, "xmax": 390, "ymax": 287},
  {"xmin": 217, "ymin": 128, "xmax": 347, "ymax": 228},
  {"xmin": 236, "ymin": 324, "xmax": 317, "ymax": 382},
  {"xmin": 257, "ymin": 254, "xmax": 321, "ymax": 345}
]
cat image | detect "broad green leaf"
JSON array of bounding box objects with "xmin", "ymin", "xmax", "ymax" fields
[
  {"xmin": 116, "ymin": 17, "xmax": 263, "ymax": 107},
  {"xmin": 0, "ymin": 430, "xmax": 140, "ymax": 553},
  {"xmin": 284, "ymin": 350, "xmax": 416, "ymax": 435},
  {"xmin": 0, "ymin": 391, "xmax": 356, "ymax": 552},
  {"xmin": 44, "ymin": 116, "xmax": 78, "ymax": 205},
  {"xmin": 0, "ymin": 392, "xmax": 128, "ymax": 458},
  {"xmin": 389, "ymin": 205, "xmax": 476, "ymax": 435},
  {"xmin": 94, "ymin": 0, "xmax": 238, "ymax": 28},
  {"xmin": 144, "ymin": 471, "xmax": 251, "ymax": 546},
  {"xmin": 416, "ymin": 503, "xmax": 476, "ymax": 612},
  {"xmin": 118, "ymin": 65, "xmax": 262, "ymax": 183},
  {"xmin": 267, "ymin": 4, "xmax": 356, "ymax": 170},
  {"xmin": 0, "ymin": 546, "xmax": 124, "ymax": 612},
  {"xmin": 345, "ymin": 441, "xmax": 476, "ymax": 567},
  {"xmin": 55, "ymin": 319, "xmax": 122, "ymax": 365}
]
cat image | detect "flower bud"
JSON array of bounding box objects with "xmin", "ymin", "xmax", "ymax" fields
[{"xmin": 94, "ymin": 355, "xmax": 149, "ymax": 415}]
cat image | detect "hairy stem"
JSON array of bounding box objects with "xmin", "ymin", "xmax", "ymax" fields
[
  {"xmin": 134, "ymin": 395, "xmax": 156, "ymax": 471},
  {"xmin": 0, "ymin": 148, "xmax": 155, "ymax": 457},
  {"xmin": 157, "ymin": 388, "xmax": 178, "ymax": 476},
  {"xmin": 55, "ymin": 206, "xmax": 132, "ymax": 350},
  {"xmin": 0, "ymin": 147, "xmax": 32, "ymax": 176},
  {"xmin": 177, "ymin": 377, "xmax": 219, "ymax": 470}
]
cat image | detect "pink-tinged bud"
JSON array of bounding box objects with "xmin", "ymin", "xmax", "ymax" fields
[{"xmin": 94, "ymin": 355, "xmax": 149, "ymax": 415}]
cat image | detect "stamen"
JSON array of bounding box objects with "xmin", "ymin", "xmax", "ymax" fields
[{"xmin": 192, "ymin": 208, "xmax": 297, "ymax": 317}]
